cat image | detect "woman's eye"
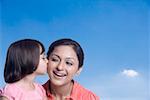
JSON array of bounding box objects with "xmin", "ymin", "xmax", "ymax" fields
[
  {"xmin": 66, "ymin": 61, "xmax": 73, "ymax": 66},
  {"xmin": 51, "ymin": 58, "xmax": 59, "ymax": 62}
]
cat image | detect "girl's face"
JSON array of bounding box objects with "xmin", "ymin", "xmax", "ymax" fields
[
  {"xmin": 35, "ymin": 46, "xmax": 48, "ymax": 75},
  {"xmin": 47, "ymin": 45, "xmax": 82, "ymax": 86}
]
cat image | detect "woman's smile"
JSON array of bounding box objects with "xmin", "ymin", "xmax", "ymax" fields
[{"xmin": 53, "ymin": 70, "xmax": 67, "ymax": 79}]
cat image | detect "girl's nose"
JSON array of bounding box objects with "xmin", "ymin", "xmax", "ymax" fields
[{"xmin": 45, "ymin": 58, "xmax": 48, "ymax": 63}]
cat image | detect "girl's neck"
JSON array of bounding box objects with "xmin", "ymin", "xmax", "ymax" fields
[
  {"xmin": 16, "ymin": 73, "xmax": 36, "ymax": 91},
  {"xmin": 50, "ymin": 81, "xmax": 73, "ymax": 99}
]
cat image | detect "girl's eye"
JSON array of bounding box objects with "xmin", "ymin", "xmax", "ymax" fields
[
  {"xmin": 42, "ymin": 57, "xmax": 46, "ymax": 60},
  {"xmin": 66, "ymin": 61, "xmax": 73, "ymax": 66},
  {"xmin": 40, "ymin": 54, "xmax": 47, "ymax": 60}
]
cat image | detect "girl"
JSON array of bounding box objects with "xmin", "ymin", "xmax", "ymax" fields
[{"xmin": 0, "ymin": 39, "xmax": 48, "ymax": 100}]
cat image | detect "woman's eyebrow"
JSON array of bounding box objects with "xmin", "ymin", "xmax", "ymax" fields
[
  {"xmin": 66, "ymin": 57, "xmax": 76, "ymax": 61},
  {"xmin": 50, "ymin": 54, "xmax": 60, "ymax": 59}
]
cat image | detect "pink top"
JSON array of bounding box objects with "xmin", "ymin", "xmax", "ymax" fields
[{"xmin": 0, "ymin": 82, "xmax": 46, "ymax": 100}]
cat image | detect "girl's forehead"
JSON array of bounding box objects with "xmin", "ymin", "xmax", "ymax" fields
[{"xmin": 39, "ymin": 45, "xmax": 43, "ymax": 54}]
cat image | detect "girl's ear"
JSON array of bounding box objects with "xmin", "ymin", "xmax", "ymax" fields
[{"xmin": 76, "ymin": 67, "xmax": 83, "ymax": 76}]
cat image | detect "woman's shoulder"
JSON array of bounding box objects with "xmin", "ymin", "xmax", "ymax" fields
[{"xmin": 72, "ymin": 81, "xmax": 99, "ymax": 100}]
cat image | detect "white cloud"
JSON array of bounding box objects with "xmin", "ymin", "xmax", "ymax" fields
[{"xmin": 121, "ymin": 69, "xmax": 139, "ymax": 77}]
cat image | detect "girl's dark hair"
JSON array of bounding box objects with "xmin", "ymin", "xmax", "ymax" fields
[
  {"xmin": 47, "ymin": 38, "xmax": 84, "ymax": 68},
  {"xmin": 4, "ymin": 39, "xmax": 45, "ymax": 83}
]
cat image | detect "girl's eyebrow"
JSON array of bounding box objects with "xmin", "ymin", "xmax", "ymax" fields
[
  {"xmin": 40, "ymin": 52, "xmax": 45, "ymax": 55},
  {"xmin": 40, "ymin": 50, "xmax": 43, "ymax": 54}
]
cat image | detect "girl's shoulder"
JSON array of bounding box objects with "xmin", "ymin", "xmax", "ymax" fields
[
  {"xmin": 33, "ymin": 82, "xmax": 46, "ymax": 96},
  {"xmin": 2, "ymin": 83, "xmax": 20, "ymax": 94},
  {"xmin": 32, "ymin": 82, "xmax": 47, "ymax": 99},
  {"xmin": 0, "ymin": 83, "xmax": 47, "ymax": 100},
  {"xmin": 0, "ymin": 83, "xmax": 21, "ymax": 99}
]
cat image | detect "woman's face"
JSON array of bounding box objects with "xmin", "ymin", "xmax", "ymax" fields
[{"xmin": 47, "ymin": 45, "xmax": 81, "ymax": 86}]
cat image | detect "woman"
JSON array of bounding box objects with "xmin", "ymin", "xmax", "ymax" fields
[{"xmin": 43, "ymin": 38, "xmax": 99, "ymax": 100}]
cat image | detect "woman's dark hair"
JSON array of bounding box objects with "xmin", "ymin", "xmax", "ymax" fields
[
  {"xmin": 4, "ymin": 39, "xmax": 45, "ymax": 83},
  {"xmin": 47, "ymin": 38, "xmax": 84, "ymax": 69}
]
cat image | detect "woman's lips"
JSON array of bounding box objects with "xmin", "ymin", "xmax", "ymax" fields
[{"xmin": 53, "ymin": 70, "xmax": 66, "ymax": 78}]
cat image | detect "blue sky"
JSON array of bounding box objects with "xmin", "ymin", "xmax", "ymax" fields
[{"xmin": 0, "ymin": 0, "xmax": 149, "ymax": 99}]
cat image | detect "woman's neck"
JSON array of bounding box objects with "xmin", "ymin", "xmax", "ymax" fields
[{"xmin": 50, "ymin": 81, "xmax": 73, "ymax": 99}]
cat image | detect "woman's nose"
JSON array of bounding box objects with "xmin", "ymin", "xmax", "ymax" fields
[{"xmin": 57, "ymin": 61, "xmax": 65, "ymax": 71}]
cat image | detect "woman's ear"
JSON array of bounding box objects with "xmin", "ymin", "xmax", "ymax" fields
[{"xmin": 76, "ymin": 67, "xmax": 83, "ymax": 76}]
